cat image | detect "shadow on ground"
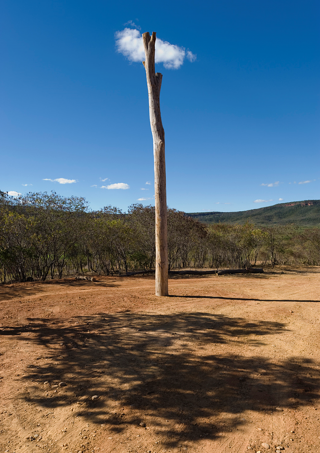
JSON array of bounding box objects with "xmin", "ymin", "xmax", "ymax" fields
[
  {"xmin": 0, "ymin": 280, "xmax": 119, "ymax": 301},
  {"xmin": 3, "ymin": 312, "xmax": 320, "ymax": 448},
  {"xmin": 170, "ymin": 295, "xmax": 320, "ymax": 303}
]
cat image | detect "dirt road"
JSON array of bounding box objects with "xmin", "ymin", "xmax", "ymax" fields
[{"xmin": 1, "ymin": 268, "xmax": 320, "ymax": 453}]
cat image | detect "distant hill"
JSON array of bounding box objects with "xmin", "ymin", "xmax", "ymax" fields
[{"xmin": 187, "ymin": 200, "xmax": 320, "ymax": 227}]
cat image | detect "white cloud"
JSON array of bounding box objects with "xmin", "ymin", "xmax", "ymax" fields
[
  {"xmin": 100, "ymin": 177, "xmax": 109, "ymax": 182},
  {"xmin": 101, "ymin": 183, "xmax": 130, "ymax": 190},
  {"xmin": 124, "ymin": 20, "xmax": 141, "ymax": 30},
  {"xmin": 138, "ymin": 197, "xmax": 151, "ymax": 201},
  {"xmin": 91, "ymin": 184, "xmax": 98, "ymax": 187},
  {"xmin": 186, "ymin": 50, "xmax": 196, "ymax": 62},
  {"xmin": 298, "ymin": 180, "xmax": 311, "ymax": 185},
  {"xmin": 54, "ymin": 178, "xmax": 76, "ymax": 184},
  {"xmin": 43, "ymin": 178, "xmax": 76, "ymax": 184},
  {"xmin": 146, "ymin": 181, "xmax": 151, "ymax": 185},
  {"xmin": 8, "ymin": 191, "xmax": 21, "ymax": 197},
  {"xmin": 115, "ymin": 28, "xmax": 196, "ymax": 69},
  {"xmin": 141, "ymin": 188, "xmax": 149, "ymax": 190},
  {"xmin": 261, "ymin": 181, "xmax": 279, "ymax": 187},
  {"xmin": 22, "ymin": 183, "xmax": 32, "ymax": 187},
  {"xmin": 254, "ymin": 199, "xmax": 273, "ymax": 203},
  {"xmin": 279, "ymin": 198, "xmax": 283, "ymax": 201}
]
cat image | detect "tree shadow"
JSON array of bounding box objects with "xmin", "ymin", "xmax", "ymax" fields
[
  {"xmin": 169, "ymin": 295, "xmax": 320, "ymax": 303},
  {"xmin": 276, "ymin": 268, "xmax": 319, "ymax": 274},
  {"xmin": 168, "ymin": 273, "xmax": 269, "ymax": 280},
  {"xmin": 0, "ymin": 280, "xmax": 119, "ymax": 301},
  {"xmin": 4, "ymin": 312, "xmax": 320, "ymax": 448}
]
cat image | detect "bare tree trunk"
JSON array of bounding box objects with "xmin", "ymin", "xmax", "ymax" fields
[{"xmin": 143, "ymin": 32, "xmax": 168, "ymax": 296}]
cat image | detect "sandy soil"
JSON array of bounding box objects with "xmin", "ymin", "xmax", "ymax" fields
[{"xmin": 1, "ymin": 268, "xmax": 320, "ymax": 453}]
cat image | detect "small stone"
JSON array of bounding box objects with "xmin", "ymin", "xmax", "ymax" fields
[
  {"xmin": 91, "ymin": 395, "xmax": 99, "ymax": 401},
  {"xmin": 276, "ymin": 447, "xmax": 284, "ymax": 450},
  {"xmin": 139, "ymin": 422, "xmax": 146, "ymax": 427},
  {"xmin": 59, "ymin": 382, "xmax": 67, "ymax": 387},
  {"xmin": 261, "ymin": 443, "xmax": 270, "ymax": 449}
]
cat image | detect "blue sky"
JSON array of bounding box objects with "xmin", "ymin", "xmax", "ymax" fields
[{"xmin": 1, "ymin": 0, "xmax": 319, "ymax": 212}]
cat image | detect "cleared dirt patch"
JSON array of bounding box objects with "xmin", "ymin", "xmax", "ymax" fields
[{"xmin": 1, "ymin": 268, "xmax": 320, "ymax": 453}]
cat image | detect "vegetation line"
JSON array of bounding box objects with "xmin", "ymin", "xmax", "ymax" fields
[{"xmin": 1, "ymin": 191, "xmax": 319, "ymax": 283}]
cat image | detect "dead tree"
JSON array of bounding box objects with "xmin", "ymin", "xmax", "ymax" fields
[{"xmin": 142, "ymin": 32, "xmax": 168, "ymax": 296}]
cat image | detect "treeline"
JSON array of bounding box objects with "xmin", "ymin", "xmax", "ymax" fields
[{"xmin": 1, "ymin": 191, "xmax": 320, "ymax": 283}]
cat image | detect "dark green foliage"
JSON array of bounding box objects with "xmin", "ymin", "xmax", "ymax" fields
[{"xmin": 1, "ymin": 192, "xmax": 320, "ymax": 283}]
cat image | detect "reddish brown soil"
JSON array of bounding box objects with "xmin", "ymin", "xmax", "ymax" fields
[{"xmin": 1, "ymin": 268, "xmax": 320, "ymax": 453}]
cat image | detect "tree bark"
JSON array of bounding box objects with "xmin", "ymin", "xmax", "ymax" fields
[{"xmin": 143, "ymin": 32, "xmax": 168, "ymax": 296}]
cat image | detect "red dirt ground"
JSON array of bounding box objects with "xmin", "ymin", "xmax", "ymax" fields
[{"xmin": 1, "ymin": 268, "xmax": 320, "ymax": 453}]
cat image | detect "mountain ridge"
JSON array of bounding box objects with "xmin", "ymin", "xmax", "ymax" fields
[{"xmin": 186, "ymin": 200, "xmax": 320, "ymax": 226}]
